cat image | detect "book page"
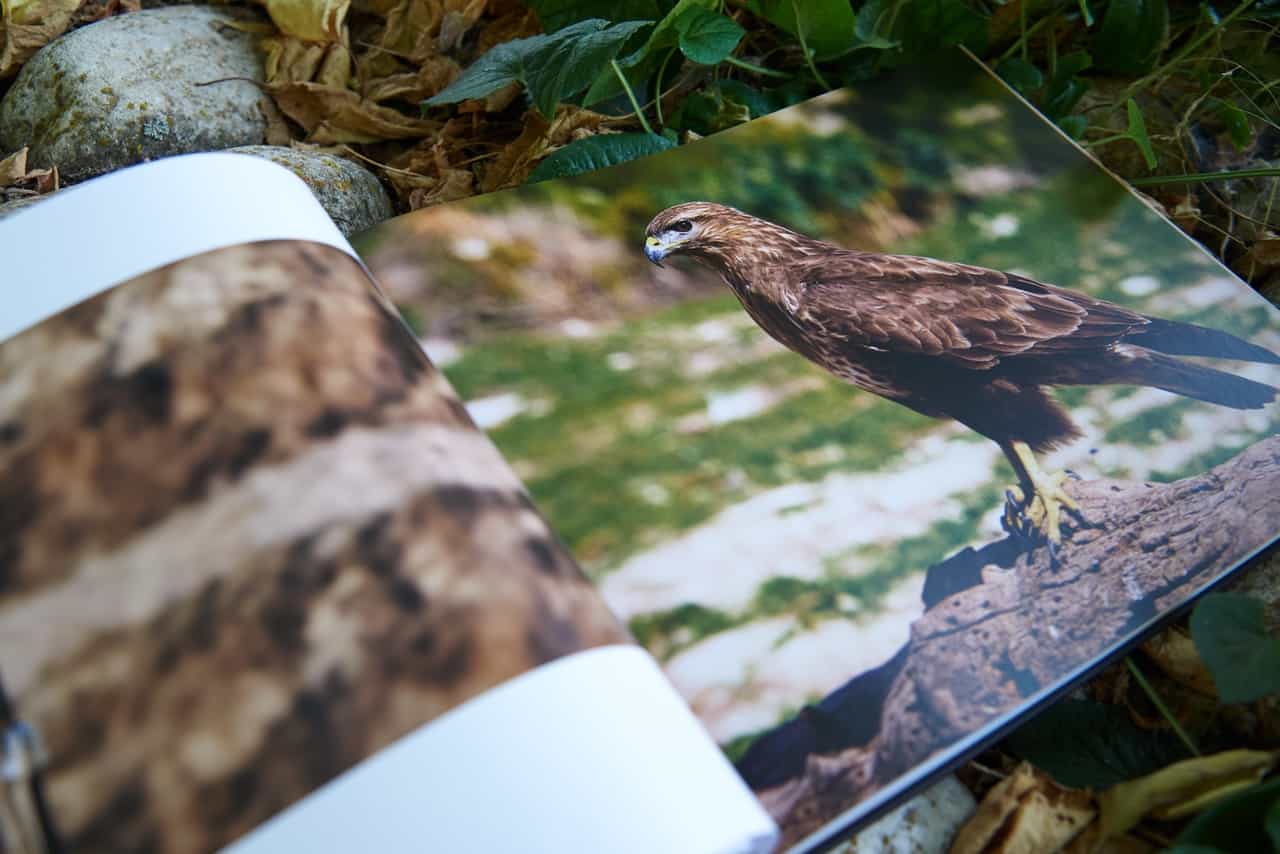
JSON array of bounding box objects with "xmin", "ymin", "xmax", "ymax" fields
[
  {"xmin": 0, "ymin": 154, "xmax": 777, "ymax": 854},
  {"xmin": 356, "ymin": 55, "xmax": 1280, "ymax": 851}
]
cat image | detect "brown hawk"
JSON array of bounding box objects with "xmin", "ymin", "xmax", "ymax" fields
[{"xmin": 643, "ymin": 202, "xmax": 1280, "ymax": 551}]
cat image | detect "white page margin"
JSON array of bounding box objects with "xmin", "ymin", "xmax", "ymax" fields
[
  {"xmin": 0, "ymin": 153, "xmax": 355, "ymax": 342},
  {"xmin": 225, "ymin": 645, "xmax": 779, "ymax": 854}
]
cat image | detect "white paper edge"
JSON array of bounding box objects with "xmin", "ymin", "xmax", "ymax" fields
[
  {"xmin": 224, "ymin": 645, "xmax": 779, "ymax": 854},
  {"xmin": 0, "ymin": 153, "xmax": 356, "ymax": 342}
]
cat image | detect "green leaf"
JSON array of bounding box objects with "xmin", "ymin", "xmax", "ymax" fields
[
  {"xmin": 1058, "ymin": 114, "xmax": 1089, "ymax": 139},
  {"xmin": 1003, "ymin": 699, "xmax": 1190, "ymax": 788},
  {"xmin": 424, "ymin": 18, "xmax": 652, "ymax": 118},
  {"xmin": 715, "ymin": 79, "xmax": 773, "ymax": 118},
  {"xmin": 1093, "ymin": 0, "xmax": 1169, "ymax": 74},
  {"xmin": 997, "ymin": 57, "xmax": 1044, "ymax": 93},
  {"xmin": 1044, "ymin": 76, "xmax": 1089, "ymax": 119},
  {"xmin": 853, "ymin": 0, "xmax": 900, "ymax": 49},
  {"xmin": 1125, "ymin": 98, "xmax": 1158, "ymax": 170},
  {"xmin": 1054, "ymin": 49, "xmax": 1093, "ymax": 80},
  {"xmin": 528, "ymin": 0, "xmax": 661, "ymax": 31},
  {"xmin": 528, "ymin": 132, "xmax": 676, "ymax": 182},
  {"xmin": 1214, "ymin": 99, "xmax": 1251, "ymax": 151},
  {"xmin": 893, "ymin": 0, "xmax": 990, "ymax": 55},
  {"xmin": 674, "ymin": 7, "xmax": 744, "ymax": 64},
  {"xmin": 583, "ymin": 0, "xmax": 716, "ymax": 105},
  {"xmin": 1191, "ymin": 592, "xmax": 1280, "ymax": 703},
  {"xmin": 750, "ymin": 0, "xmax": 857, "ymax": 60},
  {"xmin": 1175, "ymin": 776, "xmax": 1280, "ymax": 852},
  {"xmin": 669, "ymin": 87, "xmax": 752, "ymax": 133}
]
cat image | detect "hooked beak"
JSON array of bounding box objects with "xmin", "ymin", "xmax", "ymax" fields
[{"xmin": 644, "ymin": 235, "xmax": 666, "ymax": 267}]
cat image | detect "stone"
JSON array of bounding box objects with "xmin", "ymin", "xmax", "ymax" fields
[
  {"xmin": 0, "ymin": 194, "xmax": 49, "ymax": 221},
  {"xmin": 229, "ymin": 146, "xmax": 394, "ymax": 236},
  {"xmin": 0, "ymin": 7, "xmax": 269, "ymax": 182},
  {"xmin": 840, "ymin": 776, "xmax": 976, "ymax": 854}
]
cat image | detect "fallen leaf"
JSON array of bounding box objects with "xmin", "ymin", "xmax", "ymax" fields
[
  {"xmin": 479, "ymin": 105, "xmax": 604, "ymax": 192},
  {"xmin": 258, "ymin": 96, "xmax": 295, "ymax": 145},
  {"xmin": 1096, "ymin": 749, "xmax": 1277, "ymax": 840},
  {"xmin": 1, "ymin": 0, "xmax": 81, "ymax": 78},
  {"xmin": 363, "ymin": 55, "xmax": 460, "ymax": 102},
  {"xmin": 950, "ymin": 763, "xmax": 1096, "ymax": 854},
  {"xmin": 0, "ymin": 147, "xmax": 28, "ymax": 187},
  {"xmin": 263, "ymin": 0, "xmax": 349, "ymax": 42},
  {"xmin": 1142, "ymin": 628, "xmax": 1217, "ymax": 697},
  {"xmin": 269, "ymin": 81, "xmax": 438, "ymax": 142}
]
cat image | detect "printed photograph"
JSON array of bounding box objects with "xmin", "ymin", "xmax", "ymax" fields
[
  {"xmin": 359, "ymin": 58, "xmax": 1280, "ymax": 846},
  {"xmin": 0, "ymin": 240, "xmax": 626, "ymax": 852}
]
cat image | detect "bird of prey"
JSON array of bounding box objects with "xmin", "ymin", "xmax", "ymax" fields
[{"xmin": 643, "ymin": 201, "xmax": 1280, "ymax": 550}]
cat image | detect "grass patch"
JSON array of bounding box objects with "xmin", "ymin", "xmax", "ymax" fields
[{"xmin": 1104, "ymin": 399, "xmax": 1194, "ymax": 445}]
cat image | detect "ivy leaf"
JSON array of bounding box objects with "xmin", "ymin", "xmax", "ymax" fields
[
  {"xmin": 894, "ymin": 0, "xmax": 990, "ymax": 55},
  {"xmin": 1003, "ymin": 699, "xmax": 1190, "ymax": 788},
  {"xmin": 1058, "ymin": 115, "xmax": 1089, "ymax": 139},
  {"xmin": 528, "ymin": 132, "xmax": 676, "ymax": 181},
  {"xmin": 715, "ymin": 79, "xmax": 773, "ymax": 118},
  {"xmin": 997, "ymin": 57, "xmax": 1043, "ymax": 93},
  {"xmin": 527, "ymin": 0, "xmax": 660, "ymax": 31},
  {"xmin": 853, "ymin": 0, "xmax": 899, "ymax": 49},
  {"xmin": 1044, "ymin": 76, "xmax": 1089, "ymax": 119},
  {"xmin": 1191, "ymin": 592, "xmax": 1280, "ymax": 703},
  {"xmin": 424, "ymin": 18, "xmax": 651, "ymax": 118},
  {"xmin": 750, "ymin": 0, "xmax": 857, "ymax": 61},
  {"xmin": 1174, "ymin": 776, "xmax": 1280, "ymax": 851},
  {"xmin": 583, "ymin": 0, "xmax": 716, "ymax": 105},
  {"xmin": 675, "ymin": 7, "xmax": 744, "ymax": 65},
  {"xmin": 1093, "ymin": 0, "xmax": 1169, "ymax": 74}
]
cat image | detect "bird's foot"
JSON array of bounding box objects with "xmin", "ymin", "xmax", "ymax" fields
[{"xmin": 1001, "ymin": 470, "xmax": 1087, "ymax": 561}]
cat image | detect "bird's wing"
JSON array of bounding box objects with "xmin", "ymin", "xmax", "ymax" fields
[{"xmin": 794, "ymin": 252, "xmax": 1147, "ymax": 369}]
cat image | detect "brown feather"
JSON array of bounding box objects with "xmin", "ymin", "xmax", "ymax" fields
[{"xmin": 644, "ymin": 202, "xmax": 1278, "ymax": 453}]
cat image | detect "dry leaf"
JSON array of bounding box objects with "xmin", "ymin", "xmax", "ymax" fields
[
  {"xmin": 263, "ymin": 0, "xmax": 349, "ymax": 42},
  {"xmin": 363, "ymin": 55, "xmax": 460, "ymax": 102},
  {"xmin": 407, "ymin": 166, "xmax": 472, "ymax": 209},
  {"xmin": 1, "ymin": 0, "xmax": 82, "ymax": 78},
  {"xmin": 950, "ymin": 763, "xmax": 1096, "ymax": 854},
  {"xmin": 0, "ymin": 147, "xmax": 27, "ymax": 187},
  {"xmin": 269, "ymin": 81, "xmax": 437, "ymax": 143},
  {"xmin": 479, "ymin": 105, "xmax": 605, "ymax": 192},
  {"xmin": 258, "ymin": 96, "xmax": 295, "ymax": 146},
  {"xmin": 1141, "ymin": 628, "xmax": 1217, "ymax": 697},
  {"xmin": 1095, "ymin": 749, "xmax": 1277, "ymax": 839}
]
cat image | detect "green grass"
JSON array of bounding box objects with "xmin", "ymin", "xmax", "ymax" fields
[{"xmin": 1104, "ymin": 399, "xmax": 1195, "ymax": 445}]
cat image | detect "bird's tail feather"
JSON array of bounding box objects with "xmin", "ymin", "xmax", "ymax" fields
[
  {"xmin": 1145, "ymin": 352, "xmax": 1278, "ymax": 410},
  {"xmin": 1137, "ymin": 317, "xmax": 1280, "ymax": 364}
]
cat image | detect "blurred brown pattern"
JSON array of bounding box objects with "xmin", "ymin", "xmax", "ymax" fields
[{"xmin": 0, "ymin": 240, "xmax": 627, "ymax": 852}]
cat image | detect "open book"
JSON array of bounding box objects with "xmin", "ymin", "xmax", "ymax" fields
[{"xmin": 3, "ymin": 57, "xmax": 1278, "ymax": 854}]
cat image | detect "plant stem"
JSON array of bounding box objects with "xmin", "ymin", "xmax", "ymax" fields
[
  {"xmin": 1113, "ymin": 0, "xmax": 1257, "ymax": 113},
  {"xmin": 724, "ymin": 55, "xmax": 792, "ymax": 78},
  {"xmin": 1083, "ymin": 133, "xmax": 1130, "ymax": 148},
  {"xmin": 1126, "ymin": 658, "xmax": 1201, "ymax": 757},
  {"xmin": 611, "ymin": 59, "xmax": 654, "ymax": 136},
  {"xmin": 792, "ymin": 0, "xmax": 829, "ymax": 89},
  {"xmin": 998, "ymin": 15, "xmax": 1054, "ymax": 63},
  {"xmin": 1130, "ymin": 166, "xmax": 1280, "ymax": 186},
  {"xmin": 653, "ymin": 48, "xmax": 677, "ymax": 127}
]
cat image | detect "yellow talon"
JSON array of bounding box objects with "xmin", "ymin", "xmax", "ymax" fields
[{"xmin": 1002, "ymin": 441, "xmax": 1084, "ymax": 547}]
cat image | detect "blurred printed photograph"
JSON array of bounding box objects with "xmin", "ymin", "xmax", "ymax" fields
[
  {"xmin": 359, "ymin": 59, "xmax": 1280, "ymax": 844},
  {"xmin": 0, "ymin": 240, "xmax": 625, "ymax": 852}
]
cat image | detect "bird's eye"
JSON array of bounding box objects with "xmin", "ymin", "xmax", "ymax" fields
[{"xmin": 671, "ymin": 219, "xmax": 694, "ymax": 233}]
